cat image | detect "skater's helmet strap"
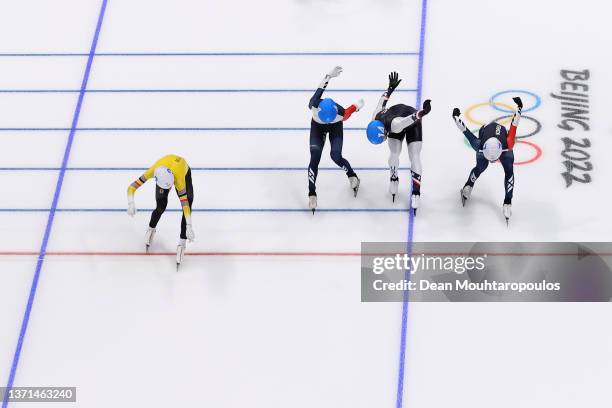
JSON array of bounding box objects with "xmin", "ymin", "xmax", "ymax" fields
[
  {"xmin": 154, "ymin": 166, "xmax": 174, "ymax": 189},
  {"xmin": 482, "ymin": 138, "xmax": 503, "ymax": 162}
]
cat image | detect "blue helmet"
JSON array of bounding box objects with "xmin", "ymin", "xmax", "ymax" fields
[
  {"xmin": 318, "ymin": 98, "xmax": 338, "ymax": 123},
  {"xmin": 366, "ymin": 120, "xmax": 386, "ymax": 144}
]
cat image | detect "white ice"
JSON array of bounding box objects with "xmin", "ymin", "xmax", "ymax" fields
[{"xmin": 0, "ymin": 0, "xmax": 611, "ymax": 407}]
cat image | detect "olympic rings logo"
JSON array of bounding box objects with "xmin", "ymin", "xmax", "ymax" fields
[{"xmin": 463, "ymin": 90, "xmax": 543, "ymax": 165}]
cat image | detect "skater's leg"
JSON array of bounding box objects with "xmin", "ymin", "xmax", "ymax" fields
[
  {"xmin": 465, "ymin": 153, "xmax": 489, "ymax": 188},
  {"xmin": 387, "ymin": 136, "xmax": 402, "ymax": 199},
  {"xmin": 408, "ymin": 141, "xmax": 423, "ymax": 195},
  {"xmin": 387, "ymin": 137, "xmax": 402, "ymax": 178},
  {"xmin": 329, "ymin": 122, "xmax": 356, "ymax": 177},
  {"xmin": 180, "ymin": 169, "xmax": 194, "ymax": 239},
  {"xmin": 407, "ymin": 123, "xmax": 423, "ymax": 195},
  {"xmin": 149, "ymin": 186, "xmax": 169, "ymax": 228},
  {"xmin": 308, "ymin": 121, "xmax": 325, "ymax": 195},
  {"xmin": 500, "ymin": 151, "xmax": 515, "ymax": 204}
]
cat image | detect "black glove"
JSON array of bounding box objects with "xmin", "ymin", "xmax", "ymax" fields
[
  {"xmin": 513, "ymin": 97, "xmax": 523, "ymax": 109},
  {"xmin": 387, "ymin": 71, "xmax": 402, "ymax": 95},
  {"xmin": 420, "ymin": 99, "xmax": 432, "ymax": 116},
  {"xmin": 452, "ymin": 107, "xmax": 461, "ymax": 118}
]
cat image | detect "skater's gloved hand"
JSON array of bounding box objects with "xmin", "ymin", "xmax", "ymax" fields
[
  {"xmin": 186, "ymin": 223, "xmax": 195, "ymax": 242},
  {"xmin": 512, "ymin": 97, "xmax": 523, "ymax": 109},
  {"xmin": 417, "ymin": 99, "xmax": 431, "ymax": 119},
  {"xmin": 454, "ymin": 118, "xmax": 467, "ymax": 132},
  {"xmin": 511, "ymin": 97, "xmax": 522, "ymax": 125},
  {"xmin": 354, "ymin": 99, "xmax": 365, "ymax": 111},
  {"xmin": 452, "ymin": 108, "xmax": 467, "ymax": 132},
  {"xmin": 127, "ymin": 198, "xmax": 136, "ymax": 217},
  {"xmin": 387, "ymin": 71, "xmax": 402, "ymax": 95},
  {"xmin": 327, "ymin": 66, "xmax": 343, "ymax": 78}
]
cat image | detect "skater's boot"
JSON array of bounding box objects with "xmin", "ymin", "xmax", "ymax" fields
[
  {"xmin": 411, "ymin": 193, "xmax": 420, "ymax": 215},
  {"xmin": 176, "ymin": 238, "xmax": 186, "ymax": 270},
  {"xmin": 349, "ymin": 175, "xmax": 360, "ymax": 197},
  {"xmin": 145, "ymin": 227, "xmax": 156, "ymax": 253},
  {"xmin": 460, "ymin": 185, "xmax": 472, "ymax": 206},
  {"xmin": 503, "ymin": 204, "xmax": 512, "ymax": 226},
  {"xmin": 308, "ymin": 193, "xmax": 317, "ymax": 215},
  {"xmin": 389, "ymin": 175, "xmax": 399, "ymax": 202}
]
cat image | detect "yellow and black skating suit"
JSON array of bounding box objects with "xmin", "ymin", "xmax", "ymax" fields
[{"xmin": 127, "ymin": 154, "xmax": 192, "ymax": 219}]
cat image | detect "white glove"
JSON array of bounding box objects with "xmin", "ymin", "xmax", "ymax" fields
[
  {"xmin": 186, "ymin": 223, "xmax": 195, "ymax": 242},
  {"xmin": 354, "ymin": 99, "xmax": 365, "ymax": 111},
  {"xmin": 454, "ymin": 117, "xmax": 467, "ymax": 132},
  {"xmin": 127, "ymin": 198, "xmax": 136, "ymax": 217},
  {"xmin": 327, "ymin": 66, "xmax": 343, "ymax": 78}
]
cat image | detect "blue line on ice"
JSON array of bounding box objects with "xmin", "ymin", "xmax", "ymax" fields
[
  {"xmin": 0, "ymin": 208, "xmax": 409, "ymax": 213},
  {"xmin": 2, "ymin": 1, "xmax": 108, "ymax": 407},
  {"xmin": 0, "ymin": 88, "xmax": 417, "ymax": 93},
  {"xmin": 396, "ymin": 1, "xmax": 428, "ymax": 407},
  {"xmin": 0, "ymin": 51, "xmax": 419, "ymax": 57},
  {"xmin": 0, "ymin": 166, "xmax": 411, "ymax": 171}
]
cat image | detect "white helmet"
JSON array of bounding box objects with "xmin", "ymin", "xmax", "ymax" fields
[
  {"xmin": 482, "ymin": 138, "xmax": 502, "ymax": 162},
  {"xmin": 154, "ymin": 166, "xmax": 174, "ymax": 189}
]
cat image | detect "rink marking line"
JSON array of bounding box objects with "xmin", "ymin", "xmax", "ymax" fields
[
  {"xmin": 2, "ymin": 1, "xmax": 108, "ymax": 407},
  {"xmin": 0, "ymin": 127, "xmax": 368, "ymax": 131},
  {"xmin": 396, "ymin": 1, "xmax": 428, "ymax": 408},
  {"xmin": 0, "ymin": 166, "xmax": 411, "ymax": 171},
  {"xmin": 0, "ymin": 51, "xmax": 419, "ymax": 57},
  {"xmin": 2, "ymin": 251, "xmax": 611, "ymax": 257},
  {"xmin": 0, "ymin": 208, "xmax": 410, "ymax": 213},
  {"xmin": 0, "ymin": 88, "xmax": 417, "ymax": 93},
  {"xmin": 0, "ymin": 251, "xmax": 362, "ymax": 257}
]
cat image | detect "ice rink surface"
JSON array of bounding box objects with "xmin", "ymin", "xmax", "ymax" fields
[{"xmin": 0, "ymin": 0, "xmax": 611, "ymax": 407}]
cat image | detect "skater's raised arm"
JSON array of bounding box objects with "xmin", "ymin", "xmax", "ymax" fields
[
  {"xmin": 506, "ymin": 97, "xmax": 523, "ymax": 150},
  {"xmin": 372, "ymin": 93, "xmax": 389, "ymax": 120},
  {"xmin": 309, "ymin": 66, "xmax": 342, "ymax": 109},
  {"xmin": 390, "ymin": 99, "xmax": 431, "ymax": 133},
  {"xmin": 342, "ymin": 99, "xmax": 364, "ymax": 121},
  {"xmin": 452, "ymin": 107, "xmax": 479, "ymax": 151},
  {"xmin": 372, "ymin": 72, "xmax": 402, "ymax": 119}
]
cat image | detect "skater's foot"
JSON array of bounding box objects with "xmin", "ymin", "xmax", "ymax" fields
[
  {"xmin": 308, "ymin": 194, "xmax": 317, "ymax": 215},
  {"xmin": 389, "ymin": 175, "xmax": 399, "ymax": 202},
  {"xmin": 503, "ymin": 204, "xmax": 512, "ymax": 225},
  {"xmin": 411, "ymin": 193, "xmax": 420, "ymax": 215},
  {"xmin": 349, "ymin": 176, "xmax": 360, "ymax": 197},
  {"xmin": 176, "ymin": 239, "xmax": 186, "ymax": 270},
  {"xmin": 461, "ymin": 185, "xmax": 472, "ymax": 206},
  {"xmin": 145, "ymin": 227, "xmax": 156, "ymax": 253}
]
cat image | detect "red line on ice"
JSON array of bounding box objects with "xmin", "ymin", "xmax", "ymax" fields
[{"xmin": 0, "ymin": 251, "xmax": 610, "ymax": 257}]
